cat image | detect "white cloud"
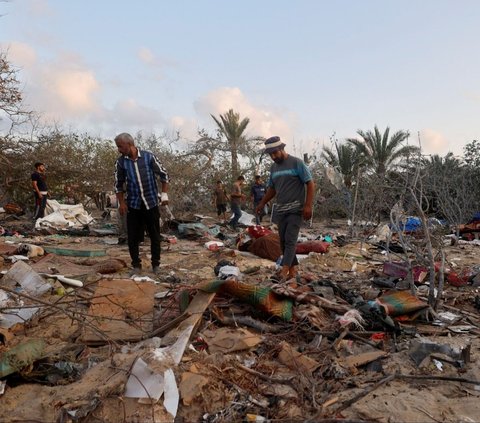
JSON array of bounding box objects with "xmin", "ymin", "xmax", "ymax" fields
[
  {"xmin": 136, "ymin": 46, "xmax": 177, "ymax": 81},
  {"xmin": 0, "ymin": 41, "xmax": 169, "ymax": 135},
  {"xmin": 27, "ymin": 0, "xmax": 54, "ymax": 17},
  {"xmin": 419, "ymin": 129, "xmax": 453, "ymax": 155},
  {"xmin": 169, "ymin": 116, "xmax": 199, "ymax": 140},
  {"xmin": 110, "ymin": 99, "xmax": 165, "ymax": 127},
  {"xmin": 53, "ymin": 69, "xmax": 100, "ymax": 113},
  {"xmin": 138, "ymin": 47, "xmax": 156, "ymax": 65},
  {"xmin": 3, "ymin": 41, "xmax": 37, "ymax": 68},
  {"xmin": 1, "ymin": 42, "xmax": 101, "ymax": 117},
  {"xmin": 194, "ymin": 87, "xmax": 294, "ymax": 140}
]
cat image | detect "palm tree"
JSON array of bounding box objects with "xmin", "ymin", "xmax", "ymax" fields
[
  {"xmin": 423, "ymin": 152, "xmax": 461, "ymax": 169},
  {"xmin": 347, "ymin": 126, "xmax": 419, "ymax": 178},
  {"xmin": 211, "ymin": 109, "xmax": 251, "ymax": 177},
  {"xmin": 321, "ymin": 142, "xmax": 361, "ymax": 188}
]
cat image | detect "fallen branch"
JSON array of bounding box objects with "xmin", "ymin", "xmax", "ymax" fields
[
  {"xmin": 395, "ymin": 373, "xmax": 480, "ymax": 385},
  {"xmin": 235, "ymin": 362, "xmax": 294, "ymax": 384},
  {"xmin": 146, "ymin": 311, "xmax": 191, "ymax": 339},
  {"xmin": 336, "ymin": 374, "xmax": 395, "ymax": 413},
  {"xmin": 214, "ymin": 311, "xmax": 282, "ymax": 333}
]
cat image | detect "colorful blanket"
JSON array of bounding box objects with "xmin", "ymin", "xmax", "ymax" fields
[
  {"xmin": 375, "ymin": 290, "xmax": 428, "ymax": 317},
  {"xmin": 197, "ymin": 279, "xmax": 293, "ymax": 321}
]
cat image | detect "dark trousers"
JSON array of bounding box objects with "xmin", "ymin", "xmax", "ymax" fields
[
  {"xmin": 33, "ymin": 192, "xmax": 47, "ymax": 220},
  {"xmin": 127, "ymin": 205, "xmax": 161, "ymax": 268},
  {"xmin": 229, "ymin": 202, "xmax": 242, "ymax": 228},
  {"xmin": 277, "ymin": 212, "xmax": 301, "ymax": 267},
  {"xmin": 253, "ymin": 201, "xmax": 267, "ymax": 225}
]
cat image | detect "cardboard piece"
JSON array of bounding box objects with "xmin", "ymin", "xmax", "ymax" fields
[
  {"xmin": 278, "ymin": 341, "xmax": 320, "ymax": 374},
  {"xmin": 339, "ymin": 350, "xmax": 388, "ymax": 368},
  {"xmin": 201, "ymin": 327, "xmax": 263, "ymax": 354},
  {"xmin": 81, "ymin": 279, "xmax": 155, "ymax": 344}
]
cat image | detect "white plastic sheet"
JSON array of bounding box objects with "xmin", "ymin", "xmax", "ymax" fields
[
  {"xmin": 124, "ymin": 358, "xmax": 164, "ymax": 401},
  {"xmin": 35, "ymin": 200, "xmax": 94, "ymax": 229}
]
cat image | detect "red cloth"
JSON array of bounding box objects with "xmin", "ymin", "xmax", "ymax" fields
[
  {"xmin": 247, "ymin": 225, "xmax": 273, "ymax": 239},
  {"xmin": 295, "ymin": 241, "xmax": 330, "ymax": 254}
]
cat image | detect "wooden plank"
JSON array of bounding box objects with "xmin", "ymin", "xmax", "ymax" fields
[
  {"xmin": 162, "ymin": 291, "xmax": 216, "ymax": 346},
  {"xmin": 81, "ymin": 279, "xmax": 156, "ymax": 344},
  {"xmin": 340, "ymin": 350, "xmax": 388, "ymax": 368}
]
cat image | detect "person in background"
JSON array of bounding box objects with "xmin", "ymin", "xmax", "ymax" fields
[
  {"xmin": 256, "ymin": 136, "xmax": 315, "ymax": 281},
  {"xmin": 114, "ymin": 133, "xmax": 169, "ymax": 275},
  {"xmin": 213, "ymin": 180, "xmax": 229, "ymax": 222},
  {"xmin": 31, "ymin": 162, "xmax": 48, "ymax": 221},
  {"xmin": 250, "ymin": 175, "xmax": 267, "ymax": 225},
  {"xmin": 229, "ymin": 175, "xmax": 246, "ymax": 230}
]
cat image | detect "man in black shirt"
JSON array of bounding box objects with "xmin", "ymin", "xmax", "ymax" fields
[{"xmin": 31, "ymin": 162, "xmax": 48, "ymax": 220}]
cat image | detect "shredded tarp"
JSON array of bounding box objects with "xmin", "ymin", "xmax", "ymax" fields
[
  {"xmin": 35, "ymin": 200, "xmax": 94, "ymax": 230},
  {"xmin": 197, "ymin": 279, "xmax": 293, "ymax": 321},
  {"xmin": 392, "ymin": 216, "xmax": 444, "ymax": 233},
  {"xmin": 177, "ymin": 222, "xmax": 217, "ymax": 239}
]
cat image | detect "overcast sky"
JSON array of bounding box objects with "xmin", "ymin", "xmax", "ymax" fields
[{"xmin": 1, "ymin": 0, "xmax": 479, "ymax": 157}]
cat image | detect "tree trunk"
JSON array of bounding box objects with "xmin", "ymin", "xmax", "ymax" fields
[{"xmin": 230, "ymin": 139, "xmax": 239, "ymax": 177}]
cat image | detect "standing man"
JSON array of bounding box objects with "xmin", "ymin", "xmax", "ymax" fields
[
  {"xmin": 250, "ymin": 175, "xmax": 267, "ymax": 225},
  {"xmin": 114, "ymin": 133, "xmax": 169, "ymax": 275},
  {"xmin": 255, "ymin": 136, "xmax": 315, "ymax": 281},
  {"xmin": 229, "ymin": 175, "xmax": 246, "ymax": 230},
  {"xmin": 31, "ymin": 162, "xmax": 48, "ymax": 221},
  {"xmin": 213, "ymin": 180, "xmax": 229, "ymax": 222}
]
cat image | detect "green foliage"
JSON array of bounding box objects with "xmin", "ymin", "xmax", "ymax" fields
[
  {"xmin": 422, "ymin": 152, "xmax": 479, "ymax": 225},
  {"xmin": 463, "ymin": 140, "xmax": 480, "ymax": 168},
  {"xmin": 211, "ymin": 109, "xmax": 264, "ymax": 179},
  {"xmin": 321, "ymin": 141, "xmax": 361, "ymax": 188},
  {"xmin": 347, "ymin": 125, "xmax": 419, "ymax": 178},
  {"xmin": 1, "ymin": 131, "xmax": 118, "ymax": 208}
]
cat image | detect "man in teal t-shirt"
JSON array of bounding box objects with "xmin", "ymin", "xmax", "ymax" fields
[{"xmin": 255, "ymin": 136, "xmax": 315, "ymax": 281}]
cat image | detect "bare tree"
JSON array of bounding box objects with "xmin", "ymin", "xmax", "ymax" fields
[{"xmin": 0, "ymin": 51, "xmax": 33, "ymax": 134}]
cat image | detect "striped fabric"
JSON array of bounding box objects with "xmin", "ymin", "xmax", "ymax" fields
[
  {"xmin": 197, "ymin": 279, "xmax": 293, "ymax": 321},
  {"xmin": 114, "ymin": 150, "xmax": 169, "ymax": 210}
]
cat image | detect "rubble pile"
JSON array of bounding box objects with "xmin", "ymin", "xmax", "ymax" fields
[{"xmin": 0, "ymin": 213, "xmax": 480, "ymax": 422}]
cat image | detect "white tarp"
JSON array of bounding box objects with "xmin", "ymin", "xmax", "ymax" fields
[
  {"xmin": 228, "ymin": 211, "xmax": 255, "ymax": 226},
  {"xmin": 35, "ymin": 200, "xmax": 94, "ymax": 229}
]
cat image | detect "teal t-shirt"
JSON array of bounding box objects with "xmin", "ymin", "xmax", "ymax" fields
[{"xmin": 267, "ymin": 155, "xmax": 312, "ymax": 214}]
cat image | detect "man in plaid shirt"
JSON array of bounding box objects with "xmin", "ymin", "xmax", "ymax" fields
[{"xmin": 114, "ymin": 133, "xmax": 169, "ymax": 275}]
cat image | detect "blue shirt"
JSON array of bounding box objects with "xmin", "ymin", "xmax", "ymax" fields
[
  {"xmin": 251, "ymin": 183, "xmax": 266, "ymax": 203},
  {"xmin": 114, "ymin": 150, "xmax": 169, "ymax": 210}
]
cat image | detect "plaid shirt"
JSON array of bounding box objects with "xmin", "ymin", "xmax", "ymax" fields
[{"xmin": 114, "ymin": 149, "xmax": 169, "ymax": 210}]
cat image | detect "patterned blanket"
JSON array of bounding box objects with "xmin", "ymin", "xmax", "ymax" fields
[{"xmin": 197, "ymin": 279, "xmax": 293, "ymax": 321}]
